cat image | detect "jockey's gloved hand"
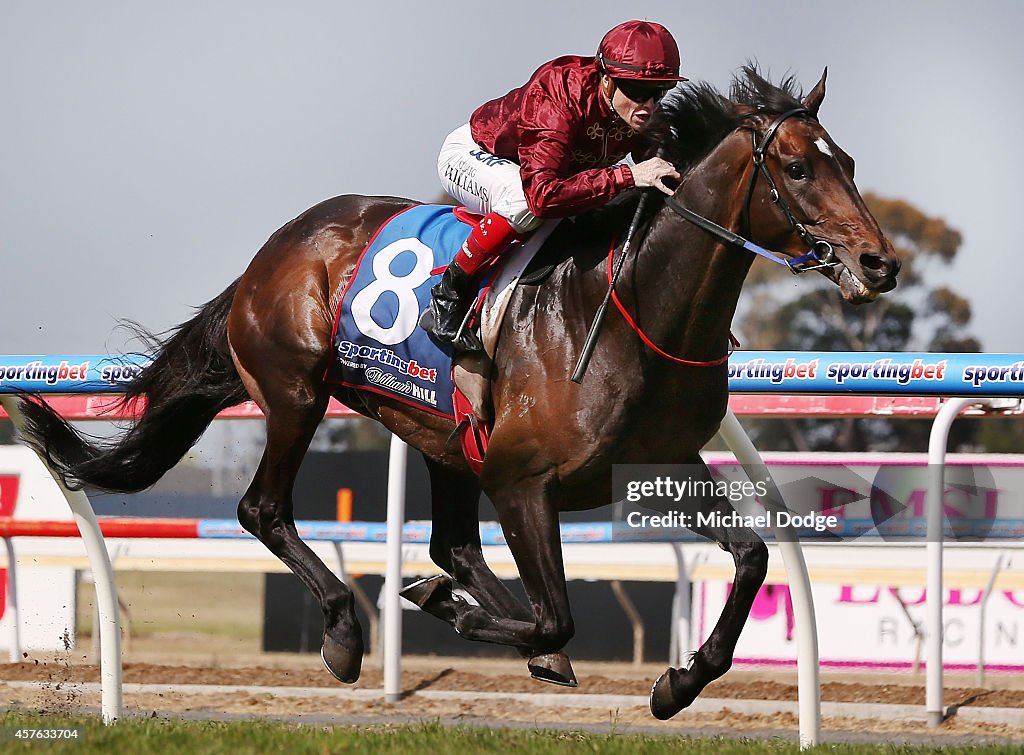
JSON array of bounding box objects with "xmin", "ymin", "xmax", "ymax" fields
[{"xmin": 631, "ymin": 157, "xmax": 680, "ymax": 196}]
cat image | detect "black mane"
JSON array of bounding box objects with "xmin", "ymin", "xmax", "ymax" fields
[{"xmin": 649, "ymin": 64, "xmax": 806, "ymax": 173}]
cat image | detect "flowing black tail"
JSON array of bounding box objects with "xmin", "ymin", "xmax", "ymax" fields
[{"xmin": 18, "ymin": 280, "xmax": 250, "ymax": 493}]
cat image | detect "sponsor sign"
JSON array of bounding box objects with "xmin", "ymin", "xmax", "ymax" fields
[
  {"xmin": 684, "ymin": 455, "xmax": 1024, "ymax": 671},
  {"xmin": 697, "ymin": 580, "xmax": 1024, "ymax": 671},
  {"xmin": 0, "ymin": 355, "xmax": 149, "ymax": 394},
  {"xmin": 727, "ymin": 352, "xmax": 1024, "ymax": 396}
]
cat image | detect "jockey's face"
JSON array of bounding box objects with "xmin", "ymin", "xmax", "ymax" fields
[{"xmin": 604, "ymin": 76, "xmax": 671, "ymax": 131}]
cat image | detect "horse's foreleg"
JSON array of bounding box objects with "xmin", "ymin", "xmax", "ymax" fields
[
  {"xmin": 650, "ymin": 486, "xmax": 768, "ymax": 719},
  {"xmin": 237, "ymin": 391, "xmax": 363, "ymax": 683}
]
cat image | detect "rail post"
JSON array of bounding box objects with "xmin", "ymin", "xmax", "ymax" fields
[
  {"xmin": 719, "ymin": 409, "xmax": 821, "ymax": 749},
  {"xmin": 669, "ymin": 543, "xmax": 691, "ymax": 667},
  {"xmin": 0, "ymin": 396, "xmax": 123, "ymax": 723},
  {"xmin": 383, "ymin": 435, "xmax": 408, "ymax": 703}
]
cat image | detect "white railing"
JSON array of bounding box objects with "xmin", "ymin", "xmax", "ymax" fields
[{"xmin": 3, "ymin": 351, "xmax": 1024, "ymax": 745}]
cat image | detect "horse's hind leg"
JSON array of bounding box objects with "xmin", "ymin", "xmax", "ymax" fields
[
  {"xmin": 411, "ymin": 459, "xmax": 532, "ymax": 620},
  {"xmin": 400, "ymin": 460, "xmax": 577, "ymax": 685},
  {"xmin": 423, "ymin": 476, "xmax": 574, "ymax": 656},
  {"xmin": 401, "ymin": 473, "xmax": 572, "ymax": 641},
  {"xmin": 649, "ymin": 461, "xmax": 768, "ymax": 719},
  {"xmin": 236, "ymin": 383, "xmax": 364, "ymax": 683}
]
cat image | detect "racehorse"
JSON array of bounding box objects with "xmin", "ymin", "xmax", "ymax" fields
[{"xmin": 18, "ymin": 67, "xmax": 898, "ymax": 719}]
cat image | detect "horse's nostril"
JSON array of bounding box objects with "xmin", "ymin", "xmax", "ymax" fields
[
  {"xmin": 860, "ymin": 253, "xmax": 887, "ymax": 272},
  {"xmin": 858, "ymin": 252, "xmax": 899, "ymax": 291}
]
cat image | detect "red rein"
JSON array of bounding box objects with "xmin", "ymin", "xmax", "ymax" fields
[{"xmin": 606, "ymin": 241, "xmax": 736, "ymax": 367}]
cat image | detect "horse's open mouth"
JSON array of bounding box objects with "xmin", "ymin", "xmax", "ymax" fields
[{"xmin": 836, "ymin": 264, "xmax": 880, "ymax": 304}]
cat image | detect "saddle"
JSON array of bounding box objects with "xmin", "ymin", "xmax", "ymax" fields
[{"xmin": 325, "ymin": 203, "xmax": 559, "ymax": 474}]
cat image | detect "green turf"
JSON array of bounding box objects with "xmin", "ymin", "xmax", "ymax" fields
[{"xmin": 0, "ymin": 712, "xmax": 1020, "ymax": 754}]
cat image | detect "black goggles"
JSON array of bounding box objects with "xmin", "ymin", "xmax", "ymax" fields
[{"xmin": 613, "ymin": 78, "xmax": 673, "ymax": 104}]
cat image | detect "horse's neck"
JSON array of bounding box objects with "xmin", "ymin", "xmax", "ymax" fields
[{"xmin": 627, "ymin": 138, "xmax": 755, "ymax": 361}]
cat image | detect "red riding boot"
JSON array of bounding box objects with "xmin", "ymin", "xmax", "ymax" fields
[{"xmin": 420, "ymin": 212, "xmax": 520, "ymax": 352}]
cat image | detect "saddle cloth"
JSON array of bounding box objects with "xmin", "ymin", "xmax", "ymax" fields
[{"xmin": 324, "ymin": 203, "xmax": 556, "ymax": 421}]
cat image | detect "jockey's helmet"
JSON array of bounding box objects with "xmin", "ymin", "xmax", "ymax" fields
[{"xmin": 596, "ymin": 20, "xmax": 687, "ymax": 82}]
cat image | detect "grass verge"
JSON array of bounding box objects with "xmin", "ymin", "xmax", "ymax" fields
[{"xmin": 0, "ymin": 712, "xmax": 1021, "ymax": 754}]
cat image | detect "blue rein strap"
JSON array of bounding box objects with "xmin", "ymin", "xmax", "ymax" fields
[{"xmin": 663, "ymin": 196, "xmax": 832, "ymax": 274}]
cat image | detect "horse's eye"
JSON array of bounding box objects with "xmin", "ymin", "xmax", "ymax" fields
[{"xmin": 785, "ymin": 162, "xmax": 808, "ymax": 181}]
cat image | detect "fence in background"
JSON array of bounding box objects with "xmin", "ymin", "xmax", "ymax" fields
[{"xmin": 3, "ymin": 351, "xmax": 1024, "ymax": 744}]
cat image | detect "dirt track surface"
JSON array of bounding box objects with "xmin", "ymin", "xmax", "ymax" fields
[
  {"xmin": 2, "ymin": 655, "xmax": 1024, "ymax": 745},
  {"xmin": 3, "ymin": 660, "xmax": 1024, "ymax": 709}
]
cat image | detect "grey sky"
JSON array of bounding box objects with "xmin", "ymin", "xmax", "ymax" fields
[{"xmin": 2, "ymin": 1, "xmax": 1020, "ymax": 356}]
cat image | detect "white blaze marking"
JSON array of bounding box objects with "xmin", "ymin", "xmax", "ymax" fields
[{"xmin": 814, "ymin": 137, "xmax": 834, "ymax": 157}]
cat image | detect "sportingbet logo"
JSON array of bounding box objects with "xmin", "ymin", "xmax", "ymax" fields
[
  {"xmin": 337, "ymin": 341, "xmax": 438, "ymax": 384},
  {"xmin": 101, "ymin": 363, "xmax": 144, "ymax": 384},
  {"xmin": 0, "ymin": 360, "xmax": 90, "ymax": 385},
  {"xmin": 826, "ymin": 358, "xmax": 947, "ymax": 385},
  {"xmin": 728, "ymin": 358, "xmax": 819, "ymax": 384},
  {"xmin": 963, "ymin": 361, "xmax": 1024, "ymax": 388}
]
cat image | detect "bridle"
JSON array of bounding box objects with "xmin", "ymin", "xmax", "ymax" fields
[
  {"xmin": 664, "ymin": 107, "xmax": 839, "ymax": 275},
  {"xmin": 575, "ymin": 107, "xmax": 844, "ymax": 378}
]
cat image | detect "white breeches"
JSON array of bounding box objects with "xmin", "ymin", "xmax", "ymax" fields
[{"xmin": 437, "ymin": 124, "xmax": 544, "ymax": 233}]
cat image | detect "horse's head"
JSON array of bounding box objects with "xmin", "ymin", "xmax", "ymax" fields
[
  {"xmin": 652, "ymin": 67, "xmax": 900, "ymax": 304},
  {"xmin": 734, "ymin": 68, "xmax": 900, "ymax": 302}
]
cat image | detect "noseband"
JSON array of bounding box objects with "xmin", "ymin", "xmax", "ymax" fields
[{"xmin": 664, "ymin": 107, "xmax": 839, "ymax": 275}]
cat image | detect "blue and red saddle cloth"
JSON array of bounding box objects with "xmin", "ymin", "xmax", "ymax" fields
[{"xmin": 324, "ymin": 204, "xmax": 495, "ymax": 468}]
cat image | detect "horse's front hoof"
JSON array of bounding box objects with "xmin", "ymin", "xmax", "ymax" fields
[
  {"xmin": 400, "ymin": 575, "xmax": 453, "ymax": 609},
  {"xmin": 650, "ymin": 668, "xmax": 680, "ymax": 719},
  {"xmin": 528, "ymin": 652, "xmax": 578, "ymax": 687},
  {"xmin": 321, "ymin": 634, "xmax": 362, "ymax": 684},
  {"xmin": 650, "ymin": 666, "xmax": 703, "ymax": 719}
]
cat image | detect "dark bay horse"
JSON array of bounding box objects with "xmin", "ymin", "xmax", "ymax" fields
[{"xmin": 19, "ymin": 68, "xmax": 898, "ymax": 718}]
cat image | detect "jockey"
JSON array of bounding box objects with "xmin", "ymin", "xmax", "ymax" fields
[{"xmin": 421, "ymin": 20, "xmax": 687, "ymax": 353}]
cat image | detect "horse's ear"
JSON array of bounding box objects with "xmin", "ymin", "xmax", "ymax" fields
[{"xmin": 802, "ymin": 68, "xmax": 827, "ymax": 116}]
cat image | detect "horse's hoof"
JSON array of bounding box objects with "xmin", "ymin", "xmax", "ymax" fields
[
  {"xmin": 400, "ymin": 575, "xmax": 452, "ymax": 609},
  {"xmin": 321, "ymin": 634, "xmax": 362, "ymax": 684},
  {"xmin": 650, "ymin": 666, "xmax": 704, "ymax": 720},
  {"xmin": 528, "ymin": 652, "xmax": 578, "ymax": 687},
  {"xmin": 650, "ymin": 668, "xmax": 681, "ymax": 719}
]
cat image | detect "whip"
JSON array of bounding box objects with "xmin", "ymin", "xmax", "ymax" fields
[{"xmin": 571, "ymin": 192, "xmax": 650, "ymax": 384}]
